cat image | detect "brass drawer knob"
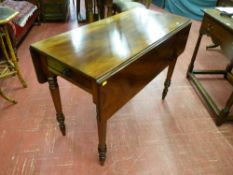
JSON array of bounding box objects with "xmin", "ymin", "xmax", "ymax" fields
[{"xmin": 62, "ymin": 68, "xmax": 72, "ymax": 76}]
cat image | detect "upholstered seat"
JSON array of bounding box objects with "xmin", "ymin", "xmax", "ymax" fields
[
  {"xmin": 0, "ymin": 0, "xmax": 40, "ymax": 46},
  {"xmin": 0, "ymin": 6, "xmax": 27, "ymax": 104}
]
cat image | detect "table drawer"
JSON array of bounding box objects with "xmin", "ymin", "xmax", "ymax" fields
[
  {"xmin": 47, "ymin": 57, "xmax": 92, "ymax": 92},
  {"xmin": 202, "ymin": 15, "xmax": 233, "ymax": 59},
  {"xmin": 202, "ymin": 14, "xmax": 233, "ymax": 39}
]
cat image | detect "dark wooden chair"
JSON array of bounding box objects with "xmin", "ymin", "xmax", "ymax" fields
[{"xmin": 206, "ymin": 0, "xmax": 233, "ymax": 49}]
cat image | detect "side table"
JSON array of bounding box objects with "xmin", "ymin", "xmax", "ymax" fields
[{"xmin": 187, "ymin": 9, "xmax": 233, "ymax": 125}]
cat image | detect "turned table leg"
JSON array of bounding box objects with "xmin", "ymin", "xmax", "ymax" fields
[
  {"xmin": 216, "ymin": 91, "xmax": 233, "ymax": 126},
  {"xmin": 96, "ymin": 109, "xmax": 107, "ymax": 165},
  {"xmin": 48, "ymin": 76, "xmax": 66, "ymax": 136},
  {"xmin": 3, "ymin": 26, "xmax": 27, "ymax": 88},
  {"xmin": 162, "ymin": 57, "xmax": 177, "ymax": 100},
  {"xmin": 0, "ymin": 89, "xmax": 17, "ymax": 104}
]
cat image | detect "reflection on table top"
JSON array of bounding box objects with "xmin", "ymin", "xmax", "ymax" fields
[{"xmin": 31, "ymin": 8, "xmax": 190, "ymax": 81}]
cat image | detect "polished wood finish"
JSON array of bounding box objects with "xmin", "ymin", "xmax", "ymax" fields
[
  {"xmin": 187, "ymin": 9, "xmax": 233, "ymax": 125},
  {"xmin": 30, "ymin": 8, "xmax": 191, "ymax": 164},
  {"xmin": 0, "ymin": 7, "xmax": 27, "ymax": 103}
]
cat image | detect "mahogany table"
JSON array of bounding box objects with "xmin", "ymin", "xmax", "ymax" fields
[{"xmin": 30, "ymin": 8, "xmax": 191, "ymax": 165}]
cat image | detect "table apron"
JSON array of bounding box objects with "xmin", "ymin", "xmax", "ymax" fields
[
  {"xmin": 201, "ymin": 14, "xmax": 233, "ymax": 59},
  {"xmin": 97, "ymin": 27, "xmax": 190, "ymax": 120}
]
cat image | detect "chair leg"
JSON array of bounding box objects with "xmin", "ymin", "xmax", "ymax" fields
[
  {"xmin": 162, "ymin": 0, "xmax": 166, "ymax": 8},
  {"xmin": 76, "ymin": 0, "xmax": 84, "ymax": 22},
  {"xmin": 2, "ymin": 27, "xmax": 27, "ymax": 88},
  {"xmin": 0, "ymin": 88, "xmax": 17, "ymax": 104}
]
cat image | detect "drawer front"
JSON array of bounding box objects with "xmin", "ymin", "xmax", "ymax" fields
[
  {"xmin": 47, "ymin": 57, "xmax": 93, "ymax": 93},
  {"xmin": 202, "ymin": 15, "xmax": 233, "ymax": 59}
]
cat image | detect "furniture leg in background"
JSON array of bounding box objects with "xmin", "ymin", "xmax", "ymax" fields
[
  {"xmin": 0, "ymin": 7, "xmax": 27, "ymax": 104},
  {"xmin": 76, "ymin": 0, "xmax": 83, "ymax": 21},
  {"xmin": 187, "ymin": 9, "xmax": 233, "ymax": 125},
  {"xmin": 85, "ymin": 0, "xmax": 94, "ymax": 22},
  {"xmin": 77, "ymin": 0, "xmax": 113, "ymax": 23},
  {"xmin": 105, "ymin": 0, "xmax": 113, "ymax": 17}
]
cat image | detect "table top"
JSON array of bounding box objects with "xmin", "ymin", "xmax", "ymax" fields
[
  {"xmin": 31, "ymin": 8, "xmax": 190, "ymax": 82},
  {"xmin": 0, "ymin": 7, "xmax": 19, "ymax": 25},
  {"xmin": 204, "ymin": 9, "xmax": 233, "ymax": 30}
]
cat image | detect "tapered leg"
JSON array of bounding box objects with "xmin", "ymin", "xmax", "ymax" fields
[
  {"xmin": 48, "ymin": 76, "xmax": 66, "ymax": 136},
  {"xmin": 162, "ymin": 58, "xmax": 177, "ymax": 100},
  {"xmin": 97, "ymin": 0, "xmax": 105, "ymax": 19},
  {"xmin": 187, "ymin": 33, "xmax": 203, "ymax": 76},
  {"xmin": 76, "ymin": 0, "xmax": 83, "ymax": 22},
  {"xmin": 106, "ymin": 0, "xmax": 113, "ymax": 17},
  {"xmin": 0, "ymin": 88, "xmax": 17, "ymax": 104},
  {"xmin": 162, "ymin": 79, "xmax": 170, "ymax": 100},
  {"xmin": 0, "ymin": 32, "xmax": 10, "ymax": 61},
  {"xmin": 216, "ymin": 91, "xmax": 233, "ymax": 126},
  {"xmin": 162, "ymin": 0, "xmax": 166, "ymax": 8},
  {"xmin": 224, "ymin": 60, "xmax": 233, "ymax": 78},
  {"xmin": 206, "ymin": 43, "xmax": 219, "ymax": 49},
  {"xmin": 96, "ymin": 109, "xmax": 107, "ymax": 165},
  {"xmin": 3, "ymin": 26, "xmax": 27, "ymax": 88},
  {"xmin": 85, "ymin": 0, "xmax": 94, "ymax": 23}
]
